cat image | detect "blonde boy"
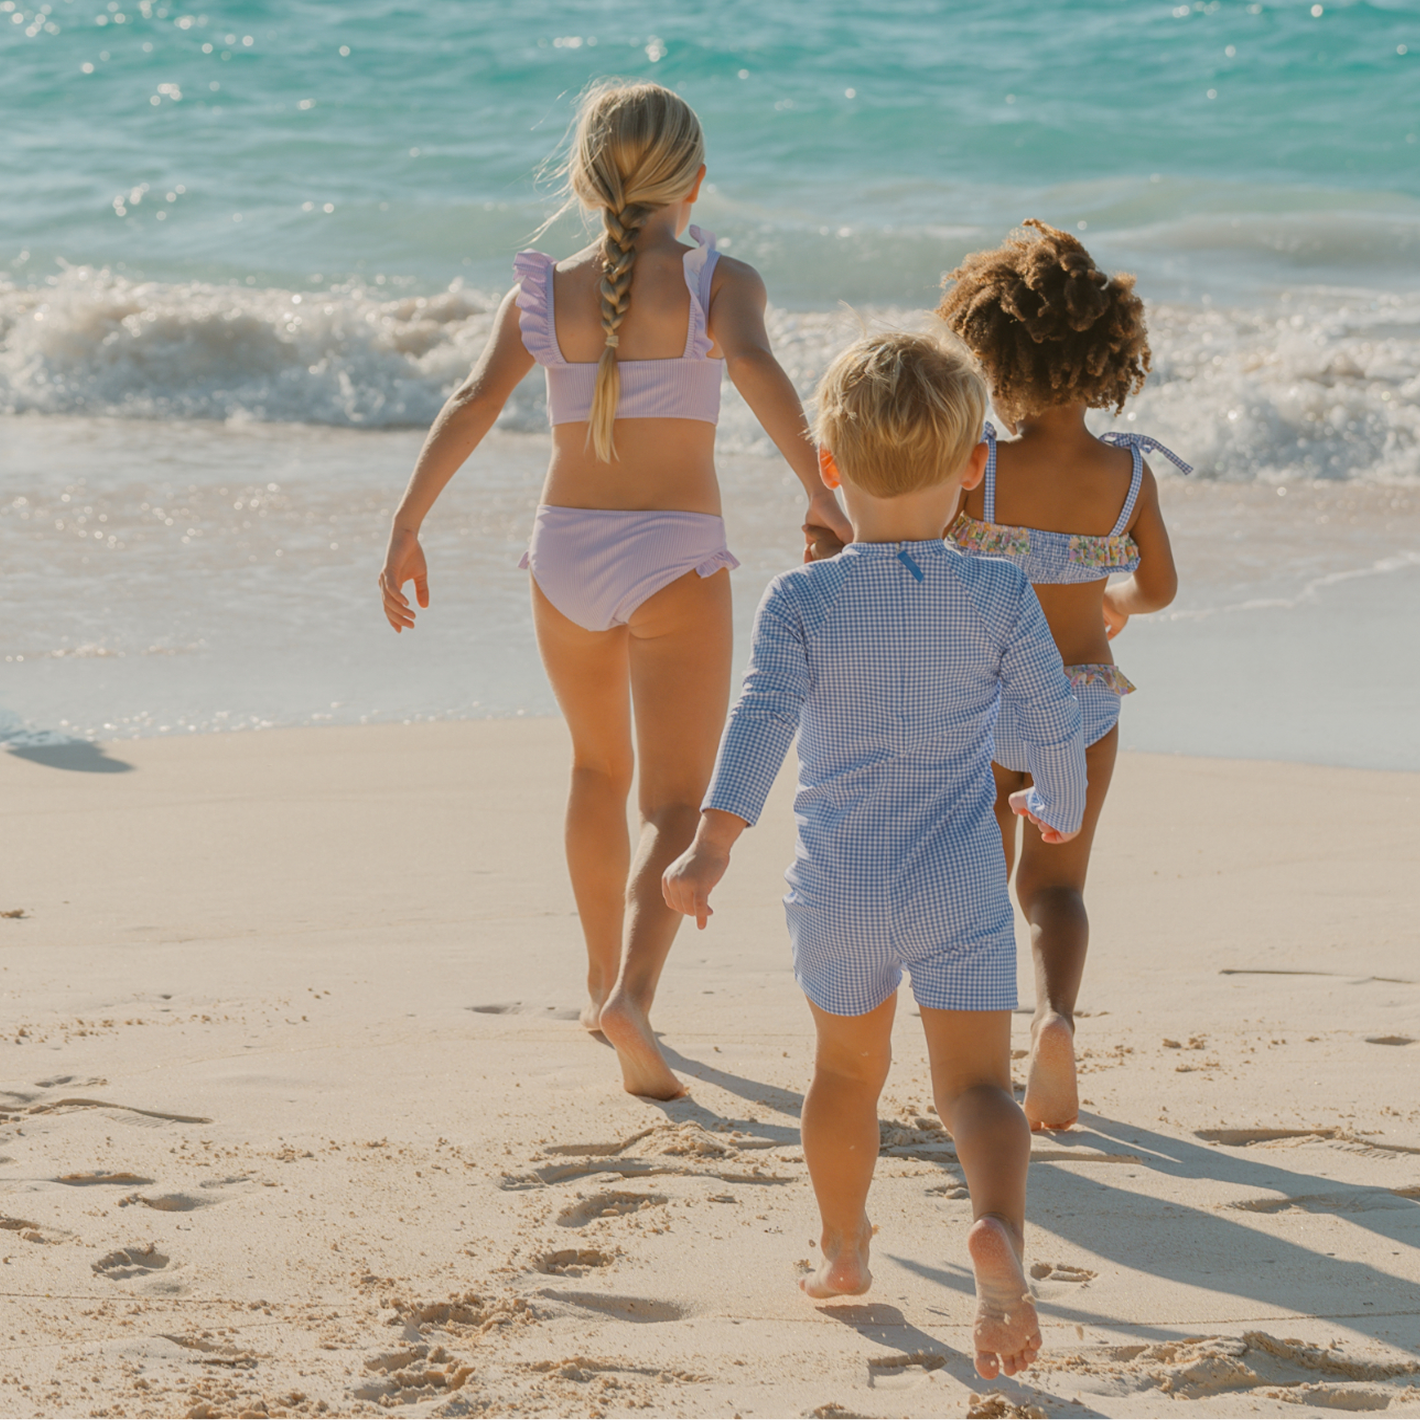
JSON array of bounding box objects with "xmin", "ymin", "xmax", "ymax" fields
[{"xmin": 663, "ymin": 333, "xmax": 1086, "ymax": 1378}]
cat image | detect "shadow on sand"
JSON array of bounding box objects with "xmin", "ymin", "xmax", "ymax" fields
[{"xmin": 5, "ymin": 740, "xmax": 134, "ymax": 773}]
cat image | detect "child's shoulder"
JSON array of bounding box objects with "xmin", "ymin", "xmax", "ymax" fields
[
  {"xmin": 943, "ymin": 540, "xmax": 1031, "ymax": 596},
  {"xmin": 763, "ymin": 555, "xmax": 852, "ymax": 603}
]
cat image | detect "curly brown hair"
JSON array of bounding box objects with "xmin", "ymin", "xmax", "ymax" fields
[{"xmin": 936, "ymin": 219, "xmax": 1150, "ymax": 424}]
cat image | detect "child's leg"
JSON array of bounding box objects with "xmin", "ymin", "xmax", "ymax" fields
[
  {"xmin": 800, "ymin": 993, "xmax": 897, "ymax": 1298},
  {"xmin": 919, "ymin": 1007, "xmax": 1039, "ymax": 1379},
  {"xmin": 991, "ymin": 761, "xmax": 1026, "ymax": 878},
  {"xmin": 598, "ymin": 568, "xmax": 733, "ymax": 1100},
  {"xmin": 531, "ymin": 581, "xmax": 635, "ymax": 1031},
  {"xmin": 1013, "ymin": 726, "xmax": 1119, "ymax": 1130}
]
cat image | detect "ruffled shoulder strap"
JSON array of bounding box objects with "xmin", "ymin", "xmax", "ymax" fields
[
  {"xmin": 681, "ymin": 225, "xmax": 720, "ymax": 359},
  {"xmin": 981, "ymin": 420, "xmax": 999, "ymax": 524},
  {"xmin": 513, "ymin": 249, "xmax": 562, "ymax": 366}
]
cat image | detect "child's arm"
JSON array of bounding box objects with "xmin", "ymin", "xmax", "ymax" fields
[
  {"xmin": 662, "ymin": 579, "xmax": 810, "ymax": 924},
  {"xmin": 663, "ymin": 809, "xmax": 747, "ymax": 929},
  {"xmin": 707, "ymin": 259, "xmax": 852, "ymax": 550},
  {"xmin": 380, "ymin": 287, "xmax": 534, "ymax": 631},
  {"xmin": 998, "ymin": 578, "xmax": 1088, "ymax": 839},
  {"xmin": 1102, "ymin": 462, "xmax": 1178, "ymax": 640}
]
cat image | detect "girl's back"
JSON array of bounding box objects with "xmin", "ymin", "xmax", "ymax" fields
[
  {"xmin": 959, "ymin": 419, "xmax": 1150, "ymax": 667},
  {"xmin": 534, "ymin": 232, "xmax": 727, "ymax": 515}
]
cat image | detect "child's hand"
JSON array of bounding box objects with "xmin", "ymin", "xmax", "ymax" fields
[
  {"xmin": 379, "ymin": 527, "xmax": 429, "ymax": 632},
  {"xmin": 805, "ymin": 489, "xmax": 852, "ymax": 559},
  {"xmin": 803, "ymin": 522, "xmax": 847, "ymax": 563},
  {"xmin": 1101, "ymin": 587, "xmax": 1129, "ymax": 641},
  {"xmin": 663, "ymin": 811, "xmax": 745, "ymax": 928},
  {"xmin": 662, "ymin": 842, "xmax": 730, "ymax": 929},
  {"xmin": 1008, "ymin": 789, "xmax": 1079, "ymax": 845}
]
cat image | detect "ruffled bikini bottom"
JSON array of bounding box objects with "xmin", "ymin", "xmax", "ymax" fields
[{"xmin": 994, "ymin": 662, "xmax": 1135, "ymax": 773}]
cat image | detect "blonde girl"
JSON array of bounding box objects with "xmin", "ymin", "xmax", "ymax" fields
[
  {"xmin": 938, "ymin": 220, "xmax": 1187, "ymax": 1130},
  {"xmin": 379, "ymin": 81, "xmax": 850, "ymax": 1101}
]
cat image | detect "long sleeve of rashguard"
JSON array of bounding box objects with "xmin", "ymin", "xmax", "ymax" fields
[
  {"xmin": 701, "ymin": 582, "xmax": 809, "ymax": 828},
  {"xmin": 999, "ymin": 582, "xmax": 1088, "ymax": 836}
]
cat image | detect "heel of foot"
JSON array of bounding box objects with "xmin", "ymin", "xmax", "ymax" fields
[
  {"xmin": 1023, "ymin": 1017, "xmax": 1078, "ymax": 1131},
  {"xmin": 598, "ymin": 997, "xmax": 686, "ymax": 1101},
  {"xmin": 968, "ymin": 1218, "xmax": 1041, "ymax": 1379}
]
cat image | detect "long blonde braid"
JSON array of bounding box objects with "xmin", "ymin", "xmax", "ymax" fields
[{"xmin": 566, "ymin": 82, "xmax": 706, "ymax": 461}]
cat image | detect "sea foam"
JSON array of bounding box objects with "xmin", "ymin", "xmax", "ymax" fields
[{"xmin": 2, "ymin": 266, "xmax": 1417, "ymax": 483}]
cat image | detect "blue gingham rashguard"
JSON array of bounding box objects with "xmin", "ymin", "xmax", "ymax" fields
[{"xmin": 703, "ymin": 539, "xmax": 1086, "ymax": 1017}]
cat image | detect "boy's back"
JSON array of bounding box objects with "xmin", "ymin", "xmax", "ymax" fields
[{"xmin": 706, "ymin": 535, "xmax": 1083, "ymax": 1013}]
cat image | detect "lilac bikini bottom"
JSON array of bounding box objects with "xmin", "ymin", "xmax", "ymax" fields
[
  {"xmin": 993, "ymin": 663, "xmax": 1136, "ymax": 774},
  {"xmin": 519, "ymin": 504, "xmax": 740, "ymax": 633}
]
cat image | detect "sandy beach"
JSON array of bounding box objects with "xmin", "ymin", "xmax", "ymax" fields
[{"xmin": 2, "ymin": 720, "xmax": 1417, "ymax": 1418}]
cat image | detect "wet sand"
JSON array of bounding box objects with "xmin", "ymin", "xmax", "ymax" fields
[{"xmin": 1, "ymin": 721, "xmax": 1417, "ymax": 1418}]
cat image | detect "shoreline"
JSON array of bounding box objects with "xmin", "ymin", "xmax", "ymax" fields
[
  {"xmin": 4, "ymin": 421, "xmax": 1419, "ymax": 769},
  {"xmin": 2, "ymin": 719, "xmax": 1417, "ymax": 1417}
]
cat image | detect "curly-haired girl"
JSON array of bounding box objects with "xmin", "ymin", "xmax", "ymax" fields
[
  {"xmin": 379, "ymin": 82, "xmax": 850, "ymax": 1101},
  {"xmin": 937, "ymin": 219, "xmax": 1189, "ymax": 1130}
]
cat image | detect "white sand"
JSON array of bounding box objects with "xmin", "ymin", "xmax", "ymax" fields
[{"xmin": 1, "ymin": 722, "xmax": 1418, "ymax": 1419}]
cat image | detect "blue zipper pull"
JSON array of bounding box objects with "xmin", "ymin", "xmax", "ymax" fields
[{"xmin": 896, "ymin": 549, "xmax": 924, "ymax": 582}]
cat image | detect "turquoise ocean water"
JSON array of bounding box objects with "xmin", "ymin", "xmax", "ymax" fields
[{"xmin": 3, "ymin": 1, "xmax": 1419, "ymax": 764}]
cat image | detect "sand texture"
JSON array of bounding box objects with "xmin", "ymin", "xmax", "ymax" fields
[{"xmin": 1, "ymin": 721, "xmax": 1418, "ymax": 1419}]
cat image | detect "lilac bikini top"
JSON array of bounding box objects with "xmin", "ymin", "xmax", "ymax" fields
[
  {"xmin": 948, "ymin": 422, "xmax": 1191, "ymax": 584},
  {"xmin": 514, "ymin": 225, "xmax": 723, "ymax": 427}
]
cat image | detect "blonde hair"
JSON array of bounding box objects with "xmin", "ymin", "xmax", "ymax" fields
[
  {"xmin": 563, "ymin": 80, "xmax": 705, "ymax": 462},
  {"xmin": 813, "ymin": 332, "xmax": 988, "ymax": 497}
]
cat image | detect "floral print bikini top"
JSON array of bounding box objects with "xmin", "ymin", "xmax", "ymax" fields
[{"xmin": 948, "ymin": 423, "xmax": 1192, "ymax": 584}]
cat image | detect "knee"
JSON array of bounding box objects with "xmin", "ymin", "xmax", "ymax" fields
[
  {"xmin": 1014, "ymin": 869, "xmax": 1085, "ymax": 919},
  {"xmin": 638, "ymin": 797, "xmax": 702, "ymax": 839},
  {"xmin": 815, "ymin": 1046, "xmax": 893, "ymax": 1095},
  {"xmin": 570, "ymin": 758, "xmax": 634, "ymax": 801},
  {"xmin": 937, "ymin": 1079, "xmax": 1022, "ymax": 1135}
]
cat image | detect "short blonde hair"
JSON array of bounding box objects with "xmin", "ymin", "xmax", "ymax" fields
[{"xmin": 813, "ymin": 332, "xmax": 988, "ymax": 497}]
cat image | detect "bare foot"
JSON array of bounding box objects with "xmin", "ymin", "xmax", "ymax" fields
[
  {"xmin": 1023, "ymin": 1013, "xmax": 1078, "ymax": 1131},
  {"xmin": 965, "ymin": 1215, "xmax": 1045, "ymax": 1380},
  {"xmin": 597, "ymin": 991, "xmax": 686, "ymax": 1101},
  {"xmin": 968, "ymin": 1216, "xmax": 1041, "ymax": 1379},
  {"xmin": 800, "ymin": 1218, "xmax": 873, "ymax": 1299},
  {"xmin": 579, "ymin": 998, "xmax": 606, "ymax": 1034}
]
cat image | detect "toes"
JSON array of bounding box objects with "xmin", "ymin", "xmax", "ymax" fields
[{"xmin": 975, "ymin": 1352, "xmax": 1001, "ymax": 1379}]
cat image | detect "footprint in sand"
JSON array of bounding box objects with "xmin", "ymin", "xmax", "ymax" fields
[
  {"xmin": 58, "ymin": 1171, "xmax": 156, "ymax": 1187},
  {"xmin": 467, "ymin": 1002, "xmax": 581, "ymax": 1020},
  {"xmin": 928, "ymin": 1181, "xmax": 970, "ymax": 1200},
  {"xmin": 1028, "ymin": 1261, "xmax": 1095, "ymax": 1283},
  {"xmin": 354, "ymin": 1344, "xmax": 473, "ymax": 1405},
  {"xmin": 535, "ymin": 1248, "xmax": 615, "ymax": 1277},
  {"xmin": 121, "ymin": 1192, "xmax": 212, "ymax": 1212},
  {"xmin": 556, "ymin": 1192, "xmax": 668, "ymax": 1228},
  {"xmin": 1198, "ymin": 1126, "xmax": 1420, "ymax": 1157},
  {"xmin": 1230, "ymin": 1190, "xmax": 1418, "ymax": 1215},
  {"xmin": 0, "ymin": 1215, "xmax": 66, "ymax": 1245},
  {"xmin": 965, "ymin": 1393, "xmax": 1048, "ymax": 1419},
  {"xmin": 1047, "ymin": 1332, "xmax": 1418, "ymax": 1409},
  {"xmin": 538, "ymin": 1290, "xmax": 687, "ymax": 1323},
  {"xmin": 93, "ymin": 1244, "xmax": 169, "ymax": 1280},
  {"xmin": 866, "ymin": 1351, "xmax": 947, "ymax": 1390}
]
